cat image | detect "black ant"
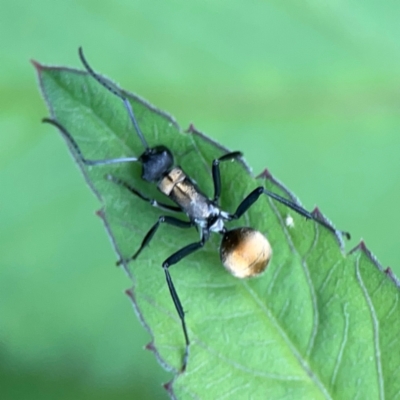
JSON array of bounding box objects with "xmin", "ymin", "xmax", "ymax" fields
[{"xmin": 43, "ymin": 47, "xmax": 350, "ymax": 372}]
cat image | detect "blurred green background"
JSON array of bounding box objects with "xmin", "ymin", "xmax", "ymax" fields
[{"xmin": 1, "ymin": 1, "xmax": 399, "ymax": 399}]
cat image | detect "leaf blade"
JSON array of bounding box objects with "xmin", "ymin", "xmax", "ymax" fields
[{"xmin": 36, "ymin": 62, "xmax": 400, "ymax": 399}]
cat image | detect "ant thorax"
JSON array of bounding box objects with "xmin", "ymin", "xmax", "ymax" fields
[{"xmin": 158, "ymin": 167, "xmax": 221, "ymax": 224}]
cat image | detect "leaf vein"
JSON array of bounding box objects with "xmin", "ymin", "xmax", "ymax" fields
[
  {"xmin": 355, "ymin": 254, "xmax": 385, "ymax": 400},
  {"xmin": 331, "ymin": 303, "xmax": 349, "ymax": 387},
  {"xmin": 262, "ymin": 197, "xmax": 332, "ymax": 399},
  {"xmin": 240, "ymin": 281, "xmax": 332, "ymax": 398},
  {"xmin": 320, "ymin": 260, "xmax": 340, "ymax": 293}
]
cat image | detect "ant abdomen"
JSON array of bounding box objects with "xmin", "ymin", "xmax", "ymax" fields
[{"xmin": 220, "ymin": 227, "xmax": 272, "ymax": 278}]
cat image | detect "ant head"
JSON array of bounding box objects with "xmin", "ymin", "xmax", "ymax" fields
[
  {"xmin": 220, "ymin": 227, "xmax": 272, "ymax": 278},
  {"xmin": 140, "ymin": 146, "xmax": 174, "ymax": 182}
]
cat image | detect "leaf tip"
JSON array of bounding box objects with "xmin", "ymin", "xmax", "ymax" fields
[
  {"xmin": 350, "ymin": 240, "xmax": 381, "ymax": 267},
  {"xmin": 311, "ymin": 207, "xmax": 331, "ymax": 228},
  {"xmin": 385, "ymin": 267, "xmax": 400, "ymax": 287},
  {"xmin": 163, "ymin": 380, "xmax": 176, "ymax": 398},
  {"xmin": 95, "ymin": 208, "xmax": 105, "ymax": 219},
  {"xmin": 185, "ymin": 123, "xmax": 197, "ymax": 134},
  {"xmin": 125, "ymin": 288, "xmax": 134, "ymax": 301},
  {"xmin": 257, "ymin": 168, "xmax": 273, "ymax": 180},
  {"xmin": 349, "ymin": 241, "xmax": 400, "ymax": 288},
  {"xmin": 310, "ymin": 206, "xmax": 351, "ymax": 244},
  {"xmin": 30, "ymin": 59, "xmax": 43, "ymax": 72},
  {"xmin": 311, "ymin": 206, "xmax": 321, "ymax": 215},
  {"xmin": 349, "ymin": 240, "xmax": 367, "ymax": 254},
  {"xmin": 145, "ymin": 341, "xmax": 156, "ymax": 352}
]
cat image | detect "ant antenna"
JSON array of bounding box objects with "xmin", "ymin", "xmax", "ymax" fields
[{"xmin": 78, "ymin": 47, "xmax": 149, "ymax": 151}]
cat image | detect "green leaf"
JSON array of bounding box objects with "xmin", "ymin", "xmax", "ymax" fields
[{"xmin": 36, "ymin": 62, "xmax": 400, "ymax": 399}]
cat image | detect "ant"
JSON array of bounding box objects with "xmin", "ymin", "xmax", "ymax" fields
[{"xmin": 43, "ymin": 47, "xmax": 350, "ymax": 372}]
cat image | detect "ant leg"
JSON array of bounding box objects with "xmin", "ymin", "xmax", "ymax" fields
[
  {"xmin": 162, "ymin": 235, "xmax": 207, "ymax": 371},
  {"xmin": 42, "ymin": 118, "xmax": 139, "ymax": 166},
  {"xmin": 118, "ymin": 216, "xmax": 194, "ymax": 265},
  {"xmin": 106, "ymin": 174, "xmax": 182, "ymax": 213},
  {"xmin": 231, "ymin": 187, "xmax": 350, "ymax": 239},
  {"xmin": 212, "ymin": 151, "xmax": 243, "ymax": 202}
]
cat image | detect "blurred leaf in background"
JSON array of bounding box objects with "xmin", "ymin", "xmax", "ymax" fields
[{"xmin": 1, "ymin": 1, "xmax": 399, "ymax": 399}]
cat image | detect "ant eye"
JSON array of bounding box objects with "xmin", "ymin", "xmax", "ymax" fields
[{"xmin": 220, "ymin": 227, "xmax": 272, "ymax": 279}]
